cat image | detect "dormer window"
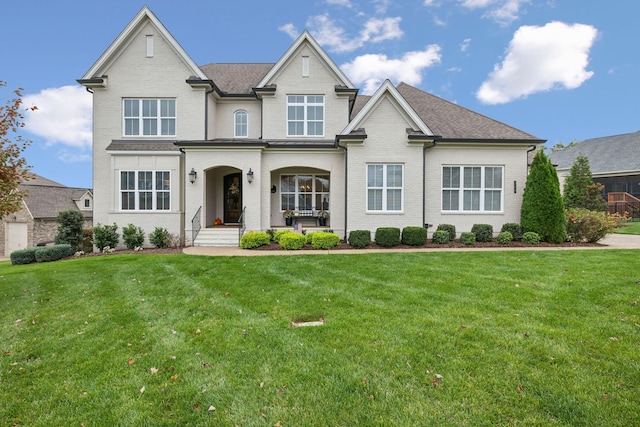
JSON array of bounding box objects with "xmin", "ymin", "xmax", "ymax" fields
[
  {"xmin": 234, "ymin": 110, "xmax": 248, "ymax": 138},
  {"xmin": 287, "ymin": 95, "xmax": 324, "ymax": 137}
]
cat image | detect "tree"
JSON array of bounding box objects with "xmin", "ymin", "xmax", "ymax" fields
[
  {"xmin": 521, "ymin": 150, "xmax": 566, "ymax": 243},
  {"xmin": 0, "ymin": 81, "xmax": 34, "ymax": 217},
  {"xmin": 55, "ymin": 210, "xmax": 85, "ymax": 251},
  {"xmin": 563, "ymin": 154, "xmax": 606, "ymax": 212}
]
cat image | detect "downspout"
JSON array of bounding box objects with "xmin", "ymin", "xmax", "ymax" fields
[
  {"xmin": 335, "ymin": 138, "xmax": 348, "ymax": 241},
  {"xmin": 204, "ymin": 86, "xmax": 215, "ymax": 140},
  {"xmin": 423, "ymin": 140, "xmax": 437, "ymax": 230}
]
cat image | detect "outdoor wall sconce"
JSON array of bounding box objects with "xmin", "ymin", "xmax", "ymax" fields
[
  {"xmin": 271, "ymin": 185, "xmax": 277, "ymax": 193},
  {"xmin": 247, "ymin": 168, "xmax": 254, "ymax": 183},
  {"xmin": 188, "ymin": 168, "xmax": 197, "ymax": 184}
]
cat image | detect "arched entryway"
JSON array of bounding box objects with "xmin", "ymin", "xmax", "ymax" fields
[{"xmin": 204, "ymin": 166, "xmax": 243, "ymax": 227}]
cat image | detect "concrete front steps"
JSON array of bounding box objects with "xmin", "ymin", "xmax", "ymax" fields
[{"xmin": 193, "ymin": 227, "xmax": 240, "ymax": 247}]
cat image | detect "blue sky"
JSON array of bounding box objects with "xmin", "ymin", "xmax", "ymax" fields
[{"xmin": 2, "ymin": 0, "xmax": 638, "ymax": 189}]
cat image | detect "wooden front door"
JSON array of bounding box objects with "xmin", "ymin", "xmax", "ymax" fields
[{"xmin": 223, "ymin": 173, "xmax": 242, "ymax": 223}]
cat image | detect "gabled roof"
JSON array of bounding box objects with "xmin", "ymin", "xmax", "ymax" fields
[
  {"xmin": 256, "ymin": 30, "xmax": 355, "ymax": 89},
  {"xmin": 549, "ymin": 131, "xmax": 640, "ymax": 174},
  {"xmin": 396, "ymin": 83, "xmax": 542, "ymax": 142},
  {"xmin": 199, "ymin": 63, "xmax": 274, "ymax": 95},
  {"xmin": 19, "ymin": 174, "xmax": 92, "ymax": 220},
  {"xmin": 342, "ymin": 80, "xmax": 435, "ymax": 136},
  {"xmin": 80, "ymin": 6, "xmax": 206, "ymax": 81}
]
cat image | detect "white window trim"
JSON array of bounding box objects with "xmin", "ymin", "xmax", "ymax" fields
[
  {"xmin": 441, "ymin": 165, "xmax": 504, "ymax": 213},
  {"xmin": 280, "ymin": 173, "xmax": 330, "ymax": 212},
  {"xmin": 146, "ymin": 35, "xmax": 153, "ymax": 57},
  {"xmin": 286, "ymin": 95, "xmax": 324, "ymax": 137},
  {"xmin": 366, "ymin": 164, "xmax": 404, "ymax": 213},
  {"xmin": 123, "ymin": 98, "xmax": 176, "ymax": 137},
  {"xmin": 234, "ymin": 110, "xmax": 248, "ymax": 138},
  {"xmin": 302, "ymin": 56, "xmax": 310, "ymax": 77},
  {"xmin": 119, "ymin": 170, "xmax": 171, "ymax": 211}
]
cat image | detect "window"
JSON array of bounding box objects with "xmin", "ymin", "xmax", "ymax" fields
[
  {"xmin": 123, "ymin": 99, "xmax": 176, "ymax": 136},
  {"xmin": 287, "ymin": 95, "xmax": 324, "ymax": 136},
  {"xmin": 84, "ymin": 199, "xmax": 91, "ymax": 209},
  {"xmin": 120, "ymin": 171, "xmax": 170, "ymax": 211},
  {"xmin": 234, "ymin": 110, "xmax": 248, "ymax": 138},
  {"xmin": 302, "ymin": 56, "xmax": 310, "ymax": 77},
  {"xmin": 146, "ymin": 35, "xmax": 153, "ymax": 57},
  {"xmin": 280, "ymin": 174, "xmax": 330, "ymax": 211},
  {"xmin": 442, "ymin": 166, "xmax": 503, "ymax": 212},
  {"xmin": 366, "ymin": 164, "xmax": 403, "ymax": 212}
]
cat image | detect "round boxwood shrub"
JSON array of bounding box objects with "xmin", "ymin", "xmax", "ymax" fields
[
  {"xmin": 122, "ymin": 224, "xmax": 145, "ymax": 249},
  {"xmin": 279, "ymin": 232, "xmax": 306, "ymax": 250},
  {"xmin": 471, "ymin": 224, "xmax": 493, "ymax": 242},
  {"xmin": 432, "ymin": 230, "xmax": 450, "ymax": 244},
  {"xmin": 348, "ymin": 230, "xmax": 371, "ymax": 249},
  {"xmin": 496, "ymin": 231, "xmax": 513, "ymax": 245},
  {"xmin": 240, "ymin": 231, "xmax": 271, "ymax": 249},
  {"xmin": 436, "ymin": 224, "xmax": 456, "ymax": 241},
  {"xmin": 273, "ymin": 230, "xmax": 292, "ymax": 243},
  {"xmin": 522, "ymin": 231, "xmax": 541, "ymax": 244},
  {"xmin": 311, "ymin": 232, "xmax": 340, "ymax": 249},
  {"xmin": 401, "ymin": 226, "xmax": 427, "ymax": 246},
  {"xmin": 500, "ymin": 223, "xmax": 522, "ymax": 241},
  {"xmin": 93, "ymin": 223, "xmax": 119, "ymax": 251},
  {"xmin": 375, "ymin": 227, "xmax": 400, "ymax": 247},
  {"xmin": 149, "ymin": 227, "xmax": 171, "ymax": 248},
  {"xmin": 460, "ymin": 232, "xmax": 476, "ymax": 245}
]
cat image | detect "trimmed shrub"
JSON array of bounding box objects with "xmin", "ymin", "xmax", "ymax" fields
[
  {"xmin": 566, "ymin": 208, "xmax": 617, "ymax": 243},
  {"xmin": 149, "ymin": 227, "xmax": 171, "ymax": 248},
  {"xmin": 522, "ymin": 231, "xmax": 541, "ymax": 244},
  {"xmin": 55, "ymin": 210, "xmax": 85, "ymax": 251},
  {"xmin": 273, "ymin": 230, "xmax": 293, "ymax": 243},
  {"xmin": 279, "ymin": 232, "xmax": 306, "ymax": 250},
  {"xmin": 10, "ymin": 247, "xmax": 39, "ymax": 265},
  {"xmin": 471, "ymin": 224, "xmax": 493, "ymax": 242},
  {"xmin": 311, "ymin": 232, "xmax": 340, "ymax": 249},
  {"xmin": 93, "ymin": 223, "xmax": 119, "ymax": 251},
  {"xmin": 496, "ymin": 231, "xmax": 513, "ymax": 245},
  {"xmin": 240, "ymin": 231, "xmax": 271, "ymax": 249},
  {"xmin": 460, "ymin": 232, "xmax": 476, "ymax": 245},
  {"xmin": 436, "ymin": 224, "xmax": 456, "ymax": 241},
  {"xmin": 348, "ymin": 230, "xmax": 371, "ymax": 249},
  {"xmin": 401, "ymin": 226, "xmax": 427, "ymax": 246},
  {"xmin": 432, "ymin": 230, "xmax": 450, "ymax": 244},
  {"xmin": 34, "ymin": 244, "xmax": 74, "ymax": 262},
  {"xmin": 122, "ymin": 224, "xmax": 145, "ymax": 250},
  {"xmin": 500, "ymin": 223, "xmax": 522, "ymax": 241},
  {"xmin": 375, "ymin": 227, "xmax": 400, "ymax": 247}
]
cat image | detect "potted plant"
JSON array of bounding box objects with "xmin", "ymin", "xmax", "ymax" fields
[
  {"xmin": 283, "ymin": 209, "xmax": 293, "ymax": 226},
  {"xmin": 317, "ymin": 210, "xmax": 329, "ymax": 226}
]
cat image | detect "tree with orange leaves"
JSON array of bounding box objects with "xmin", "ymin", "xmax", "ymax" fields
[{"xmin": 0, "ymin": 80, "xmax": 34, "ymax": 217}]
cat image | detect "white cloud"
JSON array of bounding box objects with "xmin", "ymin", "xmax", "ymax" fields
[
  {"xmin": 460, "ymin": 0, "xmax": 529, "ymax": 26},
  {"xmin": 23, "ymin": 85, "xmax": 92, "ymax": 154},
  {"xmin": 326, "ymin": 0, "xmax": 352, "ymax": 6},
  {"xmin": 477, "ymin": 22, "xmax": 598, "ymax": 104},
  {"xmin": 281, "ymin": 14, "xmax": 403, "ymax": 53},
  {"xmin": 342, "ymin": 45, "xmax": 442, "ymax": 94},
  {"xmin": 460, "ymin": 38, "xmax": 472, "ymax": 52}
]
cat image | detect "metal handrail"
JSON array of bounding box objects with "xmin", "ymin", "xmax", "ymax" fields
[
  {"xmin": 238, "ymin": 206, "xmax": 246, "ymax": 246},
  {"xmin": 191, "ymin": 206, "xmax": 202, "ymax": 244}
]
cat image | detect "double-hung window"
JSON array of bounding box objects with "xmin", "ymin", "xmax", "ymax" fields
[
  {"xmin": 442, "ymin": 166, "xmax": 503, "ymax": 212},
  {"xmin": 123, "ymin": 99, "xmax": 176, "ymax": 136},
  {"xmin": 280, "ymin": 174, "xmax": 330, "ymax": 211},
  {"xmin": 287, "ymin": 95, "xmax": 324, "ymax": 136},
  {"xmin": 367, "ymin": 164, "xmax": 403, "ymax": 212},
  {"xmin": 120, "ymin": 171, "xmax": 170, "ymax": 211}
]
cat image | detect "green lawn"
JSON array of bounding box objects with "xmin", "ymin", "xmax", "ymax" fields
[
  {"xmin": 2, "ymin": 250, "xmax": 639, "ymax": 426},
  {"xmin": 616, "ymin": 220, "xmax": 640, "ymax": 235}
]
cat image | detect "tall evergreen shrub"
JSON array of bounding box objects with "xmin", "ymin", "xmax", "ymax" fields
[
  {"xmin": 520, "ymin": 151, "xmax": 566, "ymax": 243},
  {"xmin": 563, "ymin": 154, "xmax": 606, "ymax": 212},
  {"xmin": 55, "ymin": 210, "xmax": 85, "ymax": 251}
]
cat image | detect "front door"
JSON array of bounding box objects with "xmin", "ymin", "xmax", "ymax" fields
[{"xmin": 224, "ymin": 173, "xmax": 242, "ymax": 223}]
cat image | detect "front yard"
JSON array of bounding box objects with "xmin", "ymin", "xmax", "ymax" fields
[{"xmin": 1, "ymin": 250, "xmax": 639, "ymax": 425}]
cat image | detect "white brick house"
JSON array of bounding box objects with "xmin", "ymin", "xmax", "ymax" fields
[{"xmin": 78, "ymin": 6, "xmax": 543, "ymax": 247}]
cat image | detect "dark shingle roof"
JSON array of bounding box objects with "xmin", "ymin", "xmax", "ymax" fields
[
  {"xmin": 199, "ymin": 63, "xmax": 274, "ymax": 94},
  {"xmin": 19, "ymin": 174, "xmax": 92, "ymax": 219},
  {"xmin": 549, "ymin": 131, "xmax": 640, "ymax": 174},
  {"xmin": 106, "ymin": 140, "xmax": 181, "ymax": 151},
  {"xmin": 396, "ymin": 82, "xmax": 542, "ymax": 141}
]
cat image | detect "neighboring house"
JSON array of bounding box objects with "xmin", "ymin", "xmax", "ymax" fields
[
  {"xmin": 1, "ymin": 174, "xmax": 93, "ymax": 256},
  {"xmin": 78, "ymin": 6, "xmax": 543, "ymax": 247},
  {"xmin": 549, "ymin": 131, "xmax": 640, "ymax": 200}
]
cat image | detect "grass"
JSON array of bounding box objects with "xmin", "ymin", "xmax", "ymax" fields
[
  {"xmin": 1, "ymin": 250, "xmax": 639, "ymax": 426},
  {"xmin": 616, "ymin": 220, "xmax": 640, "ymax": 235}
]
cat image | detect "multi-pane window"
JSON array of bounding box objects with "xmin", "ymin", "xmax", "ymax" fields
[
  {"xmin": 287, "ymin": 95, "xmax": 324, "ymax": 136},
  {"xmin": 442, "ymin": 166, "xmax": 503, "ymax": 212},
  {"xmin": 280, "ymin": 174, "xmax": 330, "ymax": 211},
  {"xmin": 234, "ymin": 110, "xmax": 248, "ymax": 137},
  {"xmin": 123, "ymin": 99, "xmax": 176, "ymax": 136},
  {"xmin": 366, "ymin": 164, "xmax": 403, "ymax": 212},
  {"xmin": 120, "ymin": 171, "xmax": 171, "ymax": 211}
]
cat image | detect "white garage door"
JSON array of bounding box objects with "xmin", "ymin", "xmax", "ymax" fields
[{"xmin": 5, "ymin": 222, "xmax": 28, "ymax": 256}]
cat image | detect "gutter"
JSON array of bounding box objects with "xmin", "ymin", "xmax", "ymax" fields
[{"xmin": 335, "ymin": 137, "xmax": 349, "ymax": 241}]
